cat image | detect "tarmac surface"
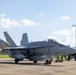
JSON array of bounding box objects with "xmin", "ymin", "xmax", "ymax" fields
[{"xmin": 0, "ymin": 58, "xmax": 76, "ymax": 75}]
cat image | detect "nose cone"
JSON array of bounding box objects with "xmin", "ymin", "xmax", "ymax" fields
[
  {"xmin": 59, "ymin": 45, "xmax": 76, "ymax": 55},
  {"xmin": 65, "ymin": 46, "xmax": 76, "ymax": 55}
]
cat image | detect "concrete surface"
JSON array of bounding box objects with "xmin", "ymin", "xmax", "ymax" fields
[{"xmin": 0, "ymin": 58, "xmax": 76, "ymax": 75}]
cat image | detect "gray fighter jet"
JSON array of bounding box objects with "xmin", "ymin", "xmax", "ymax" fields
[{"xmin": 2, "ymin": 32, "xmax": 76, "ymax": 64}]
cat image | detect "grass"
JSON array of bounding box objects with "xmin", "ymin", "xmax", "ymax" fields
[{"xmin": 0, "ymin": 55, "xmax": 10, "ymax": 58}]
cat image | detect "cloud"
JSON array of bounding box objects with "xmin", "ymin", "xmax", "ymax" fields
[
  {"xmin": 52, "ymin": 29, "xmax": 70, "ymax": 36},
  {"xmin": 60, "ymin": 16, "xmax": 70, "ymax": 20},
  {"xmin": 48, "ymin": 28, "xmax": 75, "ymax": 47},
  {"xmin": 0, "ymin": 18, "xmax": 12, "ymax": 28},
  {"xmin": 0, "ymin": 13, "xmax": 6, "ymax": 17},
  {"xmin": 39, "ymin": 13, "xmax": 44, "ymax": 16},
  {"xmin": 20, "ymin": 19, "xmax": 39, "ymax": 26},
  {"xmin": 0, "ymin": 14, "xmax": 39, "ymax": 28}
]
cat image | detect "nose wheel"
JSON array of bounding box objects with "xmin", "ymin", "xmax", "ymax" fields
[{"xmin": 44, "ymin": 60, "xmax": 51, "ymax": 65}]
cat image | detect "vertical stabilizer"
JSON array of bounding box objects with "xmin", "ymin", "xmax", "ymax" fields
[
  {"xmin": 4, "ymin": 32, "xmax": 17, "ymax": 47},
  {"xmin": 21, "ymin": 33, "xmax": 29, "ymax": 46}
]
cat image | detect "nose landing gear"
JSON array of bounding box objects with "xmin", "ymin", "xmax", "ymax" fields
[{"xmin": 44, "ymin": 59, "xmax": 52, "ymax": 65}]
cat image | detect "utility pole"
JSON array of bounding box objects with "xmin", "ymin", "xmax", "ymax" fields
[{"xmin": 73, "ymin": 25, "xmax": 76, "ymax": 50}]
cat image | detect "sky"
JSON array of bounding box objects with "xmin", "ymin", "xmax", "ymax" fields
[{"xmin": 0, "ymin": 0, "xmax": 76, "ymax": 47}]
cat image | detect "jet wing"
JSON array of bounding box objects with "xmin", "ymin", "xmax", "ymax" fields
[{"xmin": 3, "ymin": 45, "xmax": 55, "ymax": 50}]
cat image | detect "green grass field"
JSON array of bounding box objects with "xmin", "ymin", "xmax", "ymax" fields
[{"xmin": 0, "ymin": 55, "xmax": 10, "ymax": 58}]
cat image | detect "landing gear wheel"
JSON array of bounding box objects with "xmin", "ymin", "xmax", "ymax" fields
[
  {"xmin": 15, "ymin": 59, "xmax": 19, "ymax": 64},
  {"xmin": 44, "ymin": 60, "xmax": 51, "ymax": 65},
  {"xmin": 33, "ymin": 61, "xmax": 37, "ymax": 63},
  {"xmin": 75, "ymin": 57, "xmax": 76, "ymax": 61},
  {"xmin": 48, "ymin": 61, "xmax": 51, "ymax": 64}
]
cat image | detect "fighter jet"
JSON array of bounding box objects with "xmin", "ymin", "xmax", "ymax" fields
[{"xmin": 2, "ymin": 32, "xmax": 76, "ymax": 64}]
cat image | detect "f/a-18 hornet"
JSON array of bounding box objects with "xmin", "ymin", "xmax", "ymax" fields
[{"xmin": 2, "ymin": 32, "xmax": 76, "ymax": 65}]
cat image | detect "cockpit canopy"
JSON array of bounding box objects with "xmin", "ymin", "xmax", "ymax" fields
[{"xmin": 44, "ymin": 39, "xmax": 58, "ymax": 43}]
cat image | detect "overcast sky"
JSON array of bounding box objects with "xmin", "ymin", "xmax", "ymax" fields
[{"xmin": 0, "ymin": 0, "xmax": 76, "ymax": 47}]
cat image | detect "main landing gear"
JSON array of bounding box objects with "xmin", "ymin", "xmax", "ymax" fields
[
  {"xmin": 15, "ymin": 59, "xmax": 19, "ymax": 64},
  {"xmin": 33, "ymin": 61, "xmax": 37, "ymax": 63}
]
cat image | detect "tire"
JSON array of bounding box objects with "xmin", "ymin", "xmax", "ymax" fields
[
  {"xmin": 44, "ymin": 60, "xmax": 48, "ymax": 64},
  {"xmin": 75, "ymin": 57, "xmax": 76, "ymax": 61},
  {"xmin": 33, "ymin": 61, "xmax": 37, "ymax": 63},
  {"xmin": 15, "ymin": 59, "xmax": 19, "ymax": 64},
  {"xmin": 48, "ymin": 61, "xmax": 51, "ymax": 64},
  {"xmin": 44, "ymin": 60, "xmax": 51, "ymax": 64}
]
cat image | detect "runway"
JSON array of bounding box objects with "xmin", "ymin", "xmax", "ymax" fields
[{"xmin": 0, "ymin": 58, "xmax": 76, "ymax": 75}]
